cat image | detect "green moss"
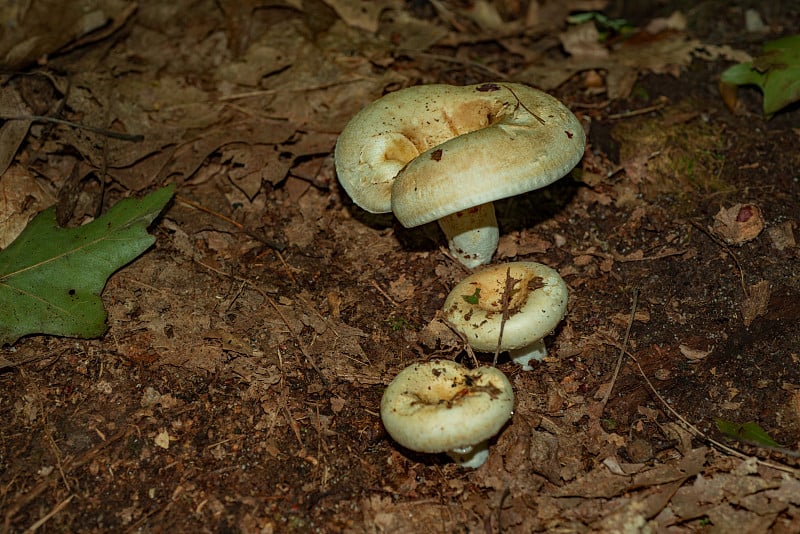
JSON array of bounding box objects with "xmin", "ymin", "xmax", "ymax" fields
[
  {"xmin": 611, "ymin": 101, "xmax": 727, "ymax": 209},
  {"xmin": 386, "ymin": 316, "xmax": 411, "ymax": 331}
]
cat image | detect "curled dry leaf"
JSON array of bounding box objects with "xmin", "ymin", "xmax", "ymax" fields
[
  {"xmin": 767, "ymin": 221, "xmax": 797, "ymax": 251},
  {"xmin": 679, "ymin": 344, "xmax": 713, "ymax": 361},
  {"xmin": 741, "ymin": 279, "xmax": 771, "ymax": 327},
  {"xmin": 711, "ymin": 203, "xmax": 765, "ymax": 245}
]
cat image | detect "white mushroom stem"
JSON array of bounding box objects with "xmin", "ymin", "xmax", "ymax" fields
[
  {"xmin": 437, "ymin": 203, "xmax": 499, "ymax": 268},
  {"xmin": 507, "ymin": 339, "xmax": 548, "ymax": 371},
  {"xmin": 447, "ymin": 443, "xmax": 491, "ymax": 468}
]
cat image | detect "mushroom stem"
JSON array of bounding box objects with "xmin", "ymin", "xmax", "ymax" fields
[
  {"xmin": 447, "ymin": 442, "xmax": 491, "ymax": 468},
  {"xmin": 507, "ymin": 339, "xmax": 548, "ymax": 371},
  {"xmin": 437, "ymin": 203, "xmax": 499, "ymax": 268}
]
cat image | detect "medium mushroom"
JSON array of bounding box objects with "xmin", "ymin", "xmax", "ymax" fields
[
  {"xmin": 380, "ymin": 359, "xmax": 514, "ymax": 468},
  {"xmin": 442, "ymin": 262, "xmax": 568, "ymax": 370},
  {"xmin": 335, "ymin": 82, "xmax": 585, "ymax": 268}
]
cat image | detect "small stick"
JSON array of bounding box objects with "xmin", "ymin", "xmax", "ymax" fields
[
  {"xmin": 0, "ymin": 114, "xmax": 144, "ymax": 141},
  {"xmin": 176, "ymin": 195, "xmax": 286, "ymax": 253},
  {"xmin": 630, "ymin": 352, "xmax": 800, "ymax": 476},
  {"xmin": 194, "ymin": 259, "xmax": 328, "ymax": 387},
  {"xmin": 600, "ymin": 288, "xmax": 638, "ymax": 410},
  {"xmin": 691, "ymin": 220, "xmax": 748, "ymax": 297},
  {"xmin": 24, "ymin": 494, "xmax": 74, "ymax": 533},
  {"xmin": 492, "ymin": 267, "xmax": 519, "ymax": 366},
  {"xmin": 606, "ymin": 100, "xmax": 668, "ymax": 120},
  {"xmin": 369, "ymin": 279, "xmax": 399, "ymax": 307}
]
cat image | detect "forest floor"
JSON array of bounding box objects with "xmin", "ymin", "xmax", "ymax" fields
[{"xmin": 1, "ymin": 0, "xmax": 799, "ymax": 532}]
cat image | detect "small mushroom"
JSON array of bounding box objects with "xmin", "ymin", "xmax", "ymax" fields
[
  {"xmin": 335, "ymin": 83, "xmax": 585, "ymax": 268},
  {"xmin": 380, "ymin": 359, "xmax": 514, "ymax": 468},
  {"xmin": 442, "ymin": 262, "xmax": 568, "ymax": 370}
]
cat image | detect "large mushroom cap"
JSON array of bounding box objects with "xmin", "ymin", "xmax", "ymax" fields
[
  {"xmin": 380, "ymin": 359, "xmax": 514, "ymax": 454},
  {"xmin": 334, "ymin": 83, "xmax": 585, "ymax": 224},
  {"xmin": 443, "ymin": 262, "xmax": 568, "ymax": 352}
]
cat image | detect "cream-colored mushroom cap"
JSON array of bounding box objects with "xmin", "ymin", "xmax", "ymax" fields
[
  {"xmin": 334, "ymin": 83, "xmax": 585, "ymax": 268},
  {"xmin": 443, "ymin": 262, "xmax": 568, "ymax": 352},
  {"xmin": 334, "ymin": 83, "xmax": 585, "ymax": 219},
  {"xmin": 380, "ymin": 359, "xmax": 514, "ymax": 455}
]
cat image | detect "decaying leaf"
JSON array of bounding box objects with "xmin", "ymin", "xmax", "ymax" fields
[
  {"xmin": 0, "ymin": 0, "xmax": 136, "ymax": 69},
  {"xmin": 741, "ymin": 279, "xmax": 771, "ymax": 327},
  {"xmin": 0, "ymin": 165, "xmax": 57, "ymax": 249},
  {"xmin": 679, "ymin": 344, "xmax": 713, "ymax": 361},
  {"xmin": 711, "ymin": 203, "xmax": 765, "ymax": 245}
]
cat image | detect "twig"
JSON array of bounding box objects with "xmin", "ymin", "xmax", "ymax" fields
[
  {"xmin": 630, "ymin": 353, "xmax": 800, "ymax": 476},
  {"xmin": 2, "ymin": 429, "xmax": 127, "ymax": 534},
  {"xmin": 503, "ymin": 84, "xmax": 545, "ymax": 125},
  {"xmin": 492, "ymin": 267, "xmax": 519, "ymax": 366},
  {"xmin": 690, "ymin": 220, "xmax": 748, "ymax": 297},
  {"xmin": 600, "ymin": 288, "xmax": 638, "ymax": 410},
  {"xmin": 175, "ymin": 194, "xmax": 287, "ymax": 253},
  {"xmin": 0, "ymin": 114, "xmax": 144, "ymax": 141},
  {"xmin": 24, "ymin": 494, "xmax": 74, "ymax": 533},
  {"xmin": 606, "ymin": 100, "xmax": 668, "ymax": 120},
  {"xmin": 280, "ymin": 392, "xmax": 306, "ymax": 453},
  {"xmin": 193, "ymin": 260, "xmax": 328, "ymax": 388},
  {"xmin": 494, "ymin": 486, "xmax": 511, "ymax": 534},
  {"xmin": 369, "ymin": 279, "xmax": 400, "ymax": 307},
  {"xmin": 265, "ymin": 294, "xmax": 329, "ymax": 388},
  {"xmin": 176, "ymin": 195, "xmax": 245, "ymax": 229},
  {"xmin": 399, "ymin": 50, "xmax": 509, "ymax": 80}
]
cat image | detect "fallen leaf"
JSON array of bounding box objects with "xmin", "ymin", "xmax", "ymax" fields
[
  {"xmin": 679, "ymin": 344, "xmax": 713, "ymax": 361},
  {"xmin": 0, "ymin": 0, "xmax": 136, "ymax": 69},
  {"xmin": 741, "ymin": 279, "xmax": 771, "ymax": 327},
  {"xmin": 0, "ymin": 165, "xmax": 57, "ymax": 248},
  {"xmin": 767, "ymin": 221, "xmax": 796, "ymax": 250},
  {"xmin": 711, "ymin": 203, "xmax": 765, "ymax": 245},
  {"xmin": 720, "ymin": 34, "xmax": 800, "ymax": 116},
  {"xmin": 0, "ymin": 86, "xmax": 33, "ymax": 177},
  {"xmin": 0, "ymin": 185, "xmax": 174, "ymax": 345}
]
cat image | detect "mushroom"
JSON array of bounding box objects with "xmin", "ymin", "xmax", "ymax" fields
[
  {"xmin": 442, "ymin": 262, "xmax": 568, "ymax": 370},
  {"xmin": 334, "ymin": 82, "xmax": 585, "ymax": 268},
  {"xmin": 380, "ymin": 359, "xmax": 514, "ymax": 468}
]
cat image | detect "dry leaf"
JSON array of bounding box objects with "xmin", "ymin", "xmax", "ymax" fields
[
  {"xmin": 154, "ymin": 429, "xmax": 171, "ymax": 449},
  {"xmin": 0, "ymin": 165, "xmax": 57, "ymax": 248},
  {"xmin": 767, "ymin": 221, "xmax": 796, "ymax": 250},
  {"xmin": 679, "ymin": 344, "xmax": 713, "ymax": 361},
  {"xmin": 319, "ymin": 0, "xmax": 399, "ymax": 33},
  {"xmin": 711, "ymin": 203, "xmax": 765, "ymax": 245},
  {"xmin": 0, "ymin": 86, "xmax": 33, "ymax": 177},
  {"xmin": 0, "ymin": 0, "xmax": 135, "ymax": 69},
  {"xmin": 741, "ymin": 280, "xmax": 771, "ymax": 327},
  {"xmin": 388, "ymin": 274, "xmax": 416, "ymax": 302}
]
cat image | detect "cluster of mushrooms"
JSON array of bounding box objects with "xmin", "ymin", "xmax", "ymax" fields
[{"xmin": 335, "ymin": 83, "xmax": 585, "ymax": 468}]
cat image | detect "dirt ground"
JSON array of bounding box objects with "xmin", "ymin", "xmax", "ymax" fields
[{"xmin": 2, "ymin": 0, "xmax": 800, "ymax": 532}]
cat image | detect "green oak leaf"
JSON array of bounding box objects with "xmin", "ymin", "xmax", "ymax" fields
[
  {"xmin": 715, "ymin": 418, "xmax": 781, "ymax": 448},
  {"xmin": 720, "ymin": 34, "xmax": 800, "ymax": 116},
  {"xmin": 0, "ymin": 184, "xmax": 174, "ymax": 345}
]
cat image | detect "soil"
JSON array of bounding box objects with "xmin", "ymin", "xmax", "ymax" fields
[{"xmin": 2, "ymin": 1, "xmax": 800, "ymax": 533}]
